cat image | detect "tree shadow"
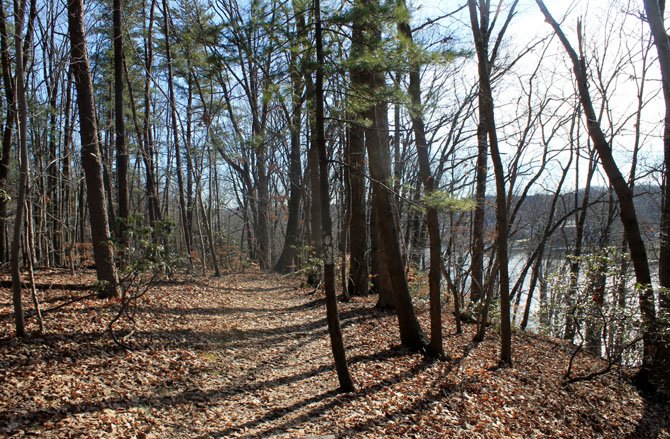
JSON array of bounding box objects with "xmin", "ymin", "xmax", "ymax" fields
[
  {"xmin": 0, "ymin": 305, "xmax": 375, "ymax": 370},
  {"xmin": 340, "ymin": 388, "xmax": 456, "ymax": 436},
  {"xmin": 133, "ymin": 305, "xmax": 277, "ymax": 316},
  {"xmin": 282, "ymin": 297, "xmax": 327, "ymax": 311},
  {"xmin": 130, "ymin": 305, "xmax": 374, "ymax": 351},
  {"xmin": 224, "ymin": 285, "xmax": 297, "ymax": 294},
  {"xmin": 0, "ymin": 294, "xmax": 325, "ymax": 324},
  {"xmin": 629, "ymin": 397, "xmax": 670, "ymax": 438},
  {"xmin": 1, "ymin": 276, "xmax": 431, "ymax": 436},
  {"xmin": 210, "ymin": 356, "xmax": 435, "ymax": 437},
  {"xmin": 134, "ymin": 296, "xmax": 328, "ymax": 316},
  {"xmin": 0, "ymin": 291, "xmax": 103, "ymax": 321},
  {"xmin": 339, "ymin": 349, "xmax": 478, "ymax": 436},
  {"xmin": 0, "ymin": 344, "xmax": 414, "ymax": 435},
  {"xmin": 0, "ymin": 330, "xmax": 117, "ymax": 370},
  {"xmin": 0, "ymin": 383, "xmax": 235, "ymax": 431}
]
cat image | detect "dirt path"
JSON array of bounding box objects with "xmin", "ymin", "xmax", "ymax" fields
[
  {"xmin": 158, "ymin": 273, "xmax": 357, "ymax": 437},
  {"xmin": 1, "ymin": 271, "xmax": 669, "ymax": 438},
  {"xmin": 1, "ymin": 272, "xmax": 407, "ymax": 438}
]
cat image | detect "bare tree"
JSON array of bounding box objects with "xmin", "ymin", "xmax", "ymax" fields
[
  {"xmin": 468, "ymin": 0, "xmax": 519, "ymax": 366},
  {"xmin": 10, "ymin": 0, "xmax": 33, "ymax": 337},
  {"xmin": 0, "ymin": 0, "xmax": 14, "ymax": 264},
  {"xmin": 640, "ymin": 0, "xmax": 670, "ymax": 396},
  {"xmin": 536, "ymin": 0, "xmax": 664, "ymax": 396}
]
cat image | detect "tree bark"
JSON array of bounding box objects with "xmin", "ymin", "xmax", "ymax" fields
[
  {"xmin": 45, "ymin": 17, "xmax": 61, "ymax": 267},
  {"xmin": 142, "ymin": 0, "xmax": 161, "ymax": 227},
  {"xmin": 370, "ymin": 193, "xmax": 394, "ymax": 308},
  {"xmin": 640, "ymin": 0, "xmax": 670, "ymax": 397},
  {"xmin": 537, "ymin": 0, "xmax": 661, "ymax": 394},
  {"xmin": 68, "ymin": 0, "xmax": 119, "ymax": 298},
  {"xmin": 113, "ymin": 0, "xmax": 129, "ymax": 258},
  {"xmin": 308, "ymin": 119, "xmax": 322, "ymax": 282},
  {"xmin": 274, "ymin": 22, "xmax": 304, "ymax": 273},
  {"xmin": 10, "ymin": 0, "xmax": 31, "ymax": 337},
  {"xmin": 161, "ymin": 0, "xmax": 192, "ymax": 258},
  {"xmin": 468, "ymin": 0, "xmax": 517, "ymax": 366},
  {"xmin": 397, "ymin": 0, "xmax": 443, "ymax": 358},
  {"xmin": 352, "ymin": 0, "xmax": 425, "ymax": 348},
  {"xmin": 346, "ymin": 8, "xmax": 369, "ymax": 297},
  {"xmin": 565, "ymin": 148, "xmax": 596, "ymax": 340},
  {"xmin": 470, "ymin": 102, "xmax": 488, "ymax": 304},
  {"xmin": 314, "ymin": 0, "xmax": 355, "ymax": 392},
  {"xmin": 0, "ymin": 0, "xmax": 15, "ymax": 265}
]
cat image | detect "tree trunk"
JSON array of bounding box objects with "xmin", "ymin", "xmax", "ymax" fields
[
  {"xmin": 100, "ymin": 109, "xmax": 117, "ymax": 237},
  {"xmin": 346, "ymin": 13, "xmax": 369, "ymax": 297},
  {"xmin": 186, "ymin": 75, "xmax": 195, "ymax": 253},
  {"xmin": 468, "ymin": 0, "xmax": 517, "ymax": 366},
  {"xmin": 397, "ymin": 0, "xmax": 443, "ymax": 358},
  {"xmin": 640, "ymin": 0, "xmax": 670, "ymax": 397},
  {"xmin": 142, "ymin": 0, "xmax": 161, "ymax": 227},
  {"xmin": 308, "ymin": 121, "xmax": 322, "ymax": 283},
  {"xmin": 113, "ymin": 0, "xmax": 129, "ymax": 259},
  {"xmin": 537, "ymin": 0, "xmax": 661, "ymax": 395},
  {"xmin": 161, "ymin": 0, "xmax": 191, "ymax": 258},
  {"xmin": 62, "ymin": 68, "xmax": 74, "ymax": 273},
  {"xmin": 364, "ymin": 56, "xmax": 426, "ymax": 351},
  {"xmin": 470, "ymin": 102, "xmax": 488, "ymax": 304},
  {"xmin": 521, "ymin": 136, "xmax": 574, "ymax": 330},
  {"xmin": 253, "ymin": 121, "xmax": 270, "ymax": 270},
  {"xmin": 346, "ymin": 121, "xmax": 368, "ymax": 296},
  {"xmin": 565, "ymin": 149, "xmax": 596, "ymax": 340},
  {"xmin": 370, "ymin": 194, "xmax": 394, "ymax": 308},
  {"xmin": 197, "ymin": 192, "xmax": 221, "ymax": 276},
  {"xmin": 10, "ymin": 0, "xmax": 31, "ymax": 337},
  {"xmin": 274, "ymin": 45, "xmax": 303, "ymax": 273},
  {"xmin": 0, "ymin": 0, "xmax": 15, "ymax": 265},
  {"xmin": 45, "ymin": 19, "xmax": 61, "ymax": 267},
  {"xmin": 314, "ymin": 0, "xmax": 355, "ymax": 392},
  {"xmin": 68, "ymin": 0, "xmax": 119, "ymax": 298}
]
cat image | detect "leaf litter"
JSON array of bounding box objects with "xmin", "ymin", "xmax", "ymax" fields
[{"xmin": 0, "ymin": 269, "xmax": 668, "ymax": 438}]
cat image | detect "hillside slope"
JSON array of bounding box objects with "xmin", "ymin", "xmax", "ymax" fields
[{"xmin": 1, "ymin": 271, "xmax": 668, "ymax": 437}]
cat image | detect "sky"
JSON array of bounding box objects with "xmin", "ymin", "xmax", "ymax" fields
[{"xmin": 409, "ymin": 0, "xmax": 667, "ymax": 192}]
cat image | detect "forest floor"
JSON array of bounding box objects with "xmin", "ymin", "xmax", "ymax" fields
[{"xmin": 0, "ymin": 270, "xmax": 669, "ymax": 438}]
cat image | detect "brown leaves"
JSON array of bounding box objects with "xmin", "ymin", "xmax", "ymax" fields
[{"xmin": 1, "ymin": 270, "xmax": 668, "ymax": 437}]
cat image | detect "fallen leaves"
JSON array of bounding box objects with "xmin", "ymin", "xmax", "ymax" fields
[{"xmin": 0, "ymin": 269, "xmax": 668, "ymax": 438}]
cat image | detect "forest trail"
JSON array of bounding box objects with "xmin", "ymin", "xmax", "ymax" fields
[{"xmin": 1, "ymin": 271, "xmax": 669, "ymax": 438}]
